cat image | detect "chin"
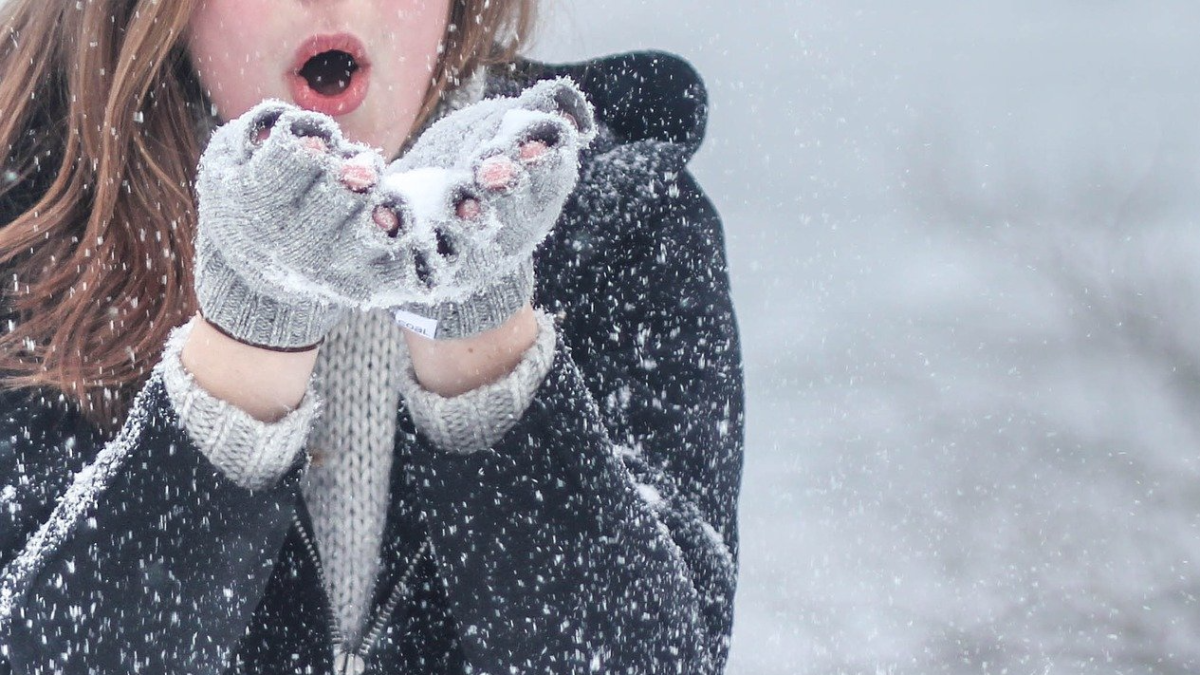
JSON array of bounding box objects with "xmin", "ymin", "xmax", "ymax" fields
[{"xmin": 336, "ymin": 121, "xmax": 392, "ymax": 156}]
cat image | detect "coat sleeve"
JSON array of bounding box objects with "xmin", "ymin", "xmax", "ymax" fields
[
  {"xmin": 401, "ymin": 159, "xmax": 745, "ymax": 674},
  {"xmin": 0, "ymin": 362, "xmax": 309, "ymax": 674}
]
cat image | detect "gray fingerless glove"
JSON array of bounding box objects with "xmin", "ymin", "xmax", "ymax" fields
[
  {"xmin": 379, "ymin": 78, "xmax": 598, "ymax": 339},
  {"xmin": 195, "ymin": 101, "xmax": 430, "ymax": 349}
]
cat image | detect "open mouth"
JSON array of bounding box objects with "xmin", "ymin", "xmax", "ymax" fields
[
  {"xmin": 290, "ymin": 34, "xmax": 370, "ymax": 116},
  {"xmin": 298, "ymin": 50, "xmax": 359, "ymax": 96}
]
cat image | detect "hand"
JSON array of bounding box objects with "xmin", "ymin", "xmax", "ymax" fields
[
  {"xmin": 193, "ymin": 101, "xmax": 423, "ymax": 349},
  {"xmin": 366, "ymin": 78, "xmax": 597, "ymax": 339}
]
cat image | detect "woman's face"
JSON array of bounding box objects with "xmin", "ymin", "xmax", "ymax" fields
[{"xmin": 186, "ymin": 0, "xmax": 450, "ymax": 160}]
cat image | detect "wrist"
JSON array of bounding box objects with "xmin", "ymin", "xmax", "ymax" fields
[
  {"xmin": 180, "ymin": 315, "xmax": 321, "ymax": 423},
  {"xmin": 402, "ymin": 304, "xmax": 538, "ymax": 397}
]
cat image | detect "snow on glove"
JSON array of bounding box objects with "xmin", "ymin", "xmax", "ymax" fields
[
  {"xmin": 377, "ymin": 78, "xmax": 597, "ymax": 339},
  {"xmin": 194, "ymin": 101, "xmax": 442, "ymax": 350}
]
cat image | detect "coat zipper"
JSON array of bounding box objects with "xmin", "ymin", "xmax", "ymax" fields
[{"xmin": 291, "ymin": 509, "xmax": 430, "ymax": 675}]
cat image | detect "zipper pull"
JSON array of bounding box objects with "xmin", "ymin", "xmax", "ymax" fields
[{"xmin": 333, "ymin": 649, "xmax": 367, "ymax": 675}]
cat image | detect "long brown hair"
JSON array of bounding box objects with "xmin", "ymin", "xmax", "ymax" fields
[{"xmin": 0, "ymin": 0, "xmax": 538, "ymax": 436}]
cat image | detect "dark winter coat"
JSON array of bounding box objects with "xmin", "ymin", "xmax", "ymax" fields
[{"xmin": 0, "ymin": 51, "xmax": 745, "ymax": 675}]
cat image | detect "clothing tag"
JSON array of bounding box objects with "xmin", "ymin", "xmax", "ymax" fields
[{"xmin": 392, "ymin": 309, "xmax": 439, "ymax": 339}]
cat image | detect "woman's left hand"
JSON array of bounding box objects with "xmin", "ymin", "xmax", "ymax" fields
[{"xmin": 365, "ymin": 78, "xmax": 597, "ymax": 341}]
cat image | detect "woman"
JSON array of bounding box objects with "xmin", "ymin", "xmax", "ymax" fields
[{"xmin": 0, "ymin": 0, "xmax": 744, "ymax": 672}]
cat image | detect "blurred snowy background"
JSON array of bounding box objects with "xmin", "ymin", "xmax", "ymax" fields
[{"xmin": 535, "ymin": 2, "xmax": 1200, "ymax": 674}]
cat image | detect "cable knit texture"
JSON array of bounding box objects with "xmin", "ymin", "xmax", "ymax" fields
[
  {"xmin": 300, "ymin": 308, "xmax": 407, "ymax": 649},
  {"xmin": 161, "ymin": 316, "xmax": 320, "ymax": 492},
  {"xmin": 396, "ymin": 308, "xmax": 558, "ymax": 454}
]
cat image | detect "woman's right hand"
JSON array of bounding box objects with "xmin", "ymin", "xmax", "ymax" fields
[{"xmin": 194, "ymin": 100, "xmax": 426, "ymax": 351}]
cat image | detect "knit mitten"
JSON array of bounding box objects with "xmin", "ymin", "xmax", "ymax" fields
[
  {"xmin": 375, "ymin": 78, "xmax": 598, "ymax": 339},
  {"xmin": 194, "ymin": 101, "xmax": 396, "ymax": 350}
]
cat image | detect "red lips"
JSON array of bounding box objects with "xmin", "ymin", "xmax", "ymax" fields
[{"xmin": 289, "ymin": 34, "xmax": 371, "ymax": 117}]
